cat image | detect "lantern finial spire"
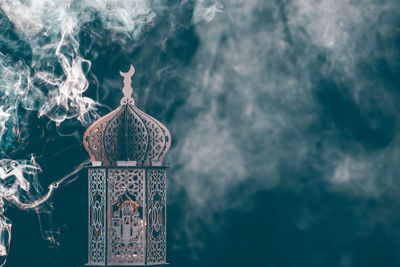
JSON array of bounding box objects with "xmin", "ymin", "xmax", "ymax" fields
[{"xmin": 120, "ymin": 64, "xmax": 135, "ymax": 105}]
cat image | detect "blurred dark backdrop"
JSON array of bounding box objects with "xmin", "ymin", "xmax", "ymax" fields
[{"xmin": 1, "ymin": 0, "xmax": 400, "ymax": 267}]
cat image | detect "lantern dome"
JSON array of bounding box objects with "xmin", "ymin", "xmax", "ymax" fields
[{"xmin": 83, "ymin": 65, "xmax": 171, "ymax": 167}]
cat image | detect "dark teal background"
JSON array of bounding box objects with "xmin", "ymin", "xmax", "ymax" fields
[{"xmin": 1, "ymin": 0, "xmax": 400, "ymax": 266}]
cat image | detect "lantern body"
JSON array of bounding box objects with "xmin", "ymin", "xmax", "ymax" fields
[
  {"xmin": 84, "ymin": 65, "xmax": 171, "ymax": 266},
  {"xmin": 88, "ymin": 167, "xmax": 166, "ymax": 265}
]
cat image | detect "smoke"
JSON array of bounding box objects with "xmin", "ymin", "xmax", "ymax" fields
[
  {"xmin": 0, "ymin": 0, "xmax": 399, "ymax": 265},
  {"xmin": 0, "ymin": 0, "xmax": 228, "ymax": 265},
  {"xmin": 167, "ymin": 0, "xmax": 400, "ymax": 259},
  {"xmin": 0, "ymin": 0, "xmax": 160, "ymax": 265},
  {"xmin": 193, "ymin": 0, "xmax": 223, "ymax": 23}
]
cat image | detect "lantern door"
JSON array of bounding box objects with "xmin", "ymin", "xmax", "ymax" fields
[{"xmin": 107, "ymin": 168, "xmax": 146, "ymax": 265}]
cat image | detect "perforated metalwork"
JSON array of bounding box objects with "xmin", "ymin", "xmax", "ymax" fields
[
  {"xmin": 148, "ymin": 115, "xmax": 171, "ymax": 163},
  {"xmin": 85, "ymin": 65, "xmax": 170, "ymax": 266},
  {"xmin": 84, "ymin": 108, "xmax": 122, "ymax": 166},
  {"xmin": 134, "ymin": 108, "xmax": 167, "ymax": 165},
  {"xmin": 126, "ymin": 105, "xmax": 148, "ymax": 165},
  {"xmin": 108, "ymin": 169, "xmax": 146, "ymax": 265},
  {"xmin": 83, "ymin": 103, "xmax": 171, "ymax": 166},
  {"xmin": 104, "ymin": 108, "xmax": 125, "ymax": 163},
  {"xmin": 89, "ymin": 169, "xmax": 106, "ymax": 265},
  {"xmin": 147, "ymin": 169, "xmax": 167, "ymax": 264}
]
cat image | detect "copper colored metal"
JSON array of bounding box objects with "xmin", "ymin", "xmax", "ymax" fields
[{"xmin": 85, "ymin": 65, "xmax": 170, "ymax": 266}]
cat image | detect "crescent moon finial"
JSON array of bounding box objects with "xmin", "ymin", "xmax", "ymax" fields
[{"xmin": 120, "ymin": 64, "xmax": 135, "ymax": 105}]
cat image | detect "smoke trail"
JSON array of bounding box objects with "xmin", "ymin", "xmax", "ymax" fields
[
  {"xmin": 5, "ymin": 0, "xmax": 395, "ymax": 265},
  {"xmin": 0, "ymin": 155, "xmax": 41, "ymax": 266},
  {"xmin": 0, "ymin": 2, "xmax": 97, "ymax": 262},
  {"xmin": 0, "ymin": 0, "xmax": 162, "ymax": 265}
]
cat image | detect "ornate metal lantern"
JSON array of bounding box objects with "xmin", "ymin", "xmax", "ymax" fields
[{"xmin": 83, "ymin": 65, "xmax": 171, "ymax": 266}]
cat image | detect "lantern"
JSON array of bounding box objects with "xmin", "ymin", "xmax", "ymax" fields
[{"xmin": 83, "ymin": 65, "xmax": 171, "ymax": 266}]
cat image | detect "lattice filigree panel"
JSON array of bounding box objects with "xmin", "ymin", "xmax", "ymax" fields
[
  {"xmin": 147, "ymin": 169, "xmax": 167, "ymax": 264},
  {"xmin": 108, "ymin": 169, "xmax": 146, "ymax": 265},
  {"xmin": 89, "ymin": 169, "xmax": 106, "ymax": 265},
  {"xmin": 84, "ymin": 108, "xmax": 122, "ymax": 165},
  {"xmin": 104, "ymin": 108, "xmax": 126, "ymax": 163},
  {"xmin": 126, "ymin": 105, "xmax": 148, "ymax": 165},
  {"xmin": 134, "ymin": 108, "xmax": 166, "ymax": 166},
  {"xmin": 83, "ymin": 102, "xmax": 171, "ymax": 166}
]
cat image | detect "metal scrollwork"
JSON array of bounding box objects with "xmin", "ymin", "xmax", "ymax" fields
[
  {"xmin": 133, "ymin": 107, "xmax": 167, "ymax": 166},
  {"xmin": 84, "ymin": 108, "xmax": 122, "ymax": 166},
  {"xmin": 86, "ymin": 64, "xmax": 170, "ymax": 266},
  {"xmin": 126, "ymin": 105, "xmax": 148, "ymax": 165},
  {"xmin": 147, "ymin": 169, "xmax": 167, "ymax": 264},
  {"xmin": 83, "ymin": 64, "xmax": 171, "ymax": 167},
  {"xmin": 108, "ymin": 169, "xmax": 146, "ymax": 265},
  {"xmin": 89, "ymin": 169, "xmax": 106, "ymax": 264},
  {"xmin": 104, "ymin": 107, "xmax": 125, "ymax": 164}
]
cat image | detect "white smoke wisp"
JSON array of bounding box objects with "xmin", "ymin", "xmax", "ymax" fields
[
  {"xmin": 168, "ymin": 0, "xmax": 400, "ymax": 257},
  {"xmin": 193, "ymin": 0, "xmax": 223, "ymax": 23},
  {"xmin": 0, "ymin": 6, "xmax": 97, "ymax": 263},
  {"xmin": 35, "ymin": 25, "xmax": 96, "ymax": 126},
  {"xmin": 0, "ymin": 0, "xmax": 161, "ymax": 266},
  {"xmin": 0, "ymin": 155, "xmax": 43, "ymax": 266},
  {"xmin": 0, "ymin": 0, "xmax": 159, "ymax": 136},
  {"xmin": 0, "ymin": 154, "xmax": 90, "ymax": 266}
]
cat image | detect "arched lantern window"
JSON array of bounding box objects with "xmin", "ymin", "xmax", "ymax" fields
[{"xmin": 83, "ymin": 65, "xmax": 171, "ymax": 266}]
